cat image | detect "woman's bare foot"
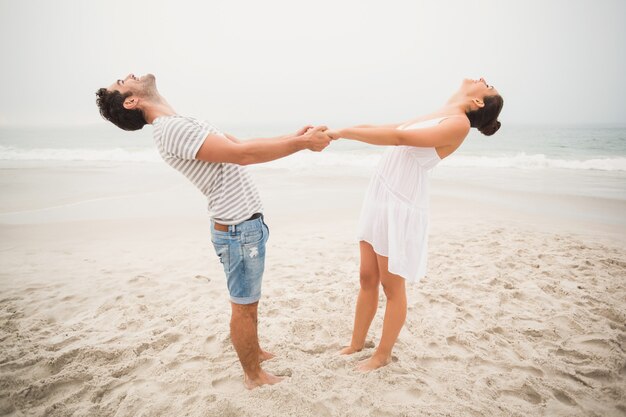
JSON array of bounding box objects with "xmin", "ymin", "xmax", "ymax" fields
[
  {"xmin": 339, "ymin": 345, "xmax": 363, "ymax": 355},
  {"xmin": 356, "ymin": 354, "xmax": 391, "ymax": 372},
  {"xmin": 244, "ymin": 370, "xmax": 283, "ymax": 390},
  {"xmin": 259, "ymin": 349, "xmax": 275, "ymax": 362}
]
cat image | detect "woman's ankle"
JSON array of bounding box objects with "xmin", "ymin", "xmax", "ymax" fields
[
  {"xmin": 372, "ymin": 349, "xmax": 392, "ymax": 362},
  {"xmin": 339, "ymin": 343, "xmax": 364, "ymax": 354}
]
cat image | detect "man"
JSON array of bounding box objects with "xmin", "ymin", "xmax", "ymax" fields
[{"xmin": 95, "ymin": 73, "xmax": 331, "ymax": 389}]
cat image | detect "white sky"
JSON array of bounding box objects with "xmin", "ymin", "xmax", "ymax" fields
[{"xmin": 0, "ymin": 0, "xmax": 624, "ymax": 127}]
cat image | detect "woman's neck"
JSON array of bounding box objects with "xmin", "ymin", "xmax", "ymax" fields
[{"xmin": 435, "ymin": 102, "xmax": 468, "ymax": 117}]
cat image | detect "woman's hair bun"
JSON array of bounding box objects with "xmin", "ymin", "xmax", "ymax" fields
[{"xmin": 479, "ymin": 120, "xmax": 501, "ymax": 136}]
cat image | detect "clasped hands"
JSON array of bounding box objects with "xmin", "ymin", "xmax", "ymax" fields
[{"xmin": 296, "ymin": 125, "xmax": 342, "ymax": 152}]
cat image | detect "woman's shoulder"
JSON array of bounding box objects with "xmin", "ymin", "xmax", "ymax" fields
[
  {"xmin": 438, "ymin": 115, "xmax": 470, "ymax": 131},
  {"xmin": 399, "ymin": 114, "xmax": 469, "ymax": 131}
]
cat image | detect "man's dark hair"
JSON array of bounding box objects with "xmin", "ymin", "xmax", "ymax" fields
[
  {"xmin": 466, "ymin": 94, "xmax": 504, "ymax": 136},
  {"xmin": 95, "ymin": 88, "xmax": 147, "ymax": 131}
]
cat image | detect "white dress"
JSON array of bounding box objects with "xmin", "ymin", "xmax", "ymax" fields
[{"xmin": 357, "ymin": 116, "xmax": 448, "ymax": 283}]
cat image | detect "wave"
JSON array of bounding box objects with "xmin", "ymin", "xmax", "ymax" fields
[
  {"xmin": 264, "ymin": 151, "xmax": 626, "ymax": 172},
  {"xmin": 442, "ymin": 153, "xmax": 626, "ymax": 171},
  {"xmin": 1, "ymin": 146, "xmax": 625, "ymax": 172},
  {"xmin": 0, "ymin": 146, "xmax": 161, "ymax": 162}
]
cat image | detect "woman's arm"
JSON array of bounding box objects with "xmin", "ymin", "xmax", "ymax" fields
[
  {"xmin": 350, "ymin": 122, "xmax": 404, "ymax": 129},
  {"xmin": 329, "ymin": 118, "xmax": 470, "ymax": 148}
]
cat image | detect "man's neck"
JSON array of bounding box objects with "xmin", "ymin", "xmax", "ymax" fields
[{"xmin": 142, "ymin": 96, "xmax": 177, "ymax": 124}]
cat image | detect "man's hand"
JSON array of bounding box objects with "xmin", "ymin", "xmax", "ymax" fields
[
  {"xmin": 304, "ymin": 126, "xmax": 331, "ymax": 152},
  {"xmin": 295, "ymin": 125, "xmax": 315, "ymax": 136}
]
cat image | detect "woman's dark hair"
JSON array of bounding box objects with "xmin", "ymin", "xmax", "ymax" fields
[
  {"xmin": 95, "ymin": 88, "xmax": 147, "ymax": 131},
  {"xmin": 465, "ymin": 94, "xmax": 504, "ymax": 136}
]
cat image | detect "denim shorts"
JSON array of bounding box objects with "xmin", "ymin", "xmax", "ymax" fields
[{"xmin": 210, "ymin": 215, "xmax": 269, "ymax": 304}]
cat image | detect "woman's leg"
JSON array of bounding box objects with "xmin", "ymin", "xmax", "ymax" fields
[
  {"xmin": 340, "ymin": 241, "xmax": 380, "ymax": 354},
  {"xmin": 357, "ymin": 254, "xmax": 406, "ymax": 371}
]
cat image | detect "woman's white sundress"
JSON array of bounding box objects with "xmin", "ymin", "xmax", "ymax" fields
[{"xmin": 357, "ymin": 116, "xmax": 450, "ymax": 283}]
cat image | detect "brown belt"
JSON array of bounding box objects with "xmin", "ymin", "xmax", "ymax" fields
[{"xmin": 213, "ymin": 213, "xmax": 262, "ymax": 232}]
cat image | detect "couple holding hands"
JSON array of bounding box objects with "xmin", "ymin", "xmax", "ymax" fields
[{"xmin": 96, "ymin": 73, "xmax": 503, "ymax": 389}]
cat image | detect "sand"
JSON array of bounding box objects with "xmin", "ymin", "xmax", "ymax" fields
[{"xmin": 1, "ymin": 163, "xmax": 625, "ymax": 417}]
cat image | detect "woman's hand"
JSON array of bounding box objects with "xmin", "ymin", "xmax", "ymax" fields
[
  {"xmin": 326, "ymin": 129, "xmax": 342, "ymax": 140},
  {"xmin": 303, "ymin": 126, "xmax": 331, "ymax": 152}
]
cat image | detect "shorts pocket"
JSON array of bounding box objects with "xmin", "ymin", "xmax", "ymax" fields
[
  {"xmin": 210, "ymin": 228, "xmax": 230, "ymax": 245},
  {"xmin": 241, "ymin": 228, "xmax": 263, "ymax": 246},
  {"xmin": 262, "ymin": 221, "xmax": 270, "ymax": 242}
]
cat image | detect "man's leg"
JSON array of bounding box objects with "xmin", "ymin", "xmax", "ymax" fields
[
  {"xmin": 248, "ymin": 305, "xmax": 275, "ymax": 362},
  {"xmin": 216, "ymin": 217, "xmax": 279, "ymax": 389},
  {"xmin": 230, "ymin": 301, "xmax": 282, "ymax": 389}
]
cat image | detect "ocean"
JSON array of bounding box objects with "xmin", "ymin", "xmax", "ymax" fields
[{"xmin": 1, "ymin": 123, "xmax": 625, "ymax": 201}]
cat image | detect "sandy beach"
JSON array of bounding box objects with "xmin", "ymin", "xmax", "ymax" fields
[{"xmin": 1, "ymin": 162, "xmax": 625, "ymax": 417}]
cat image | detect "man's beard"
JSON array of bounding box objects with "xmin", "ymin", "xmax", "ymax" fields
[{"xmin": 139, "ymin": 75, "xmax": 158, "ymax": 99}]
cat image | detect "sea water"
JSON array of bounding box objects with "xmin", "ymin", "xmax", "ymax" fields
[{"xmin": 1, "ymin": 123, "xmax": 625, "ymax": 201}]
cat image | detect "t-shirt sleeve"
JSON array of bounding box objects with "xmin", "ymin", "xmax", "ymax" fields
[{"xmin": 163, "ymin": 119, "xmax": 211, "ymax": 160}]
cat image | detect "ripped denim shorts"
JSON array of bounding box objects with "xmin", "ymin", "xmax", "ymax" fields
[{"xmin": 210, "ymin": 214, "xmax": 269, "ymax": 304}]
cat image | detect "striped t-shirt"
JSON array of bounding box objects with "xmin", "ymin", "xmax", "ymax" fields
[{"xmin": 152, "ymin": 115, "xmax": 263, "ymax": 225}]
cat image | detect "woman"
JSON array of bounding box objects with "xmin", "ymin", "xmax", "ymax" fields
[{"xmin": 327, "ymin": 78, "xmax": 504, "ymax": 371}]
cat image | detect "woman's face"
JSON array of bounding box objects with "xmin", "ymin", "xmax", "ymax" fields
[{"xmin": 460, "ymin": 78, "xmax": 499, "ymax": 99}]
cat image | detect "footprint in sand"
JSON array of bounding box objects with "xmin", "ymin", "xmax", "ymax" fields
[
  {"xmin": 445, "ymin": 335, "xmax": 472, "ymax": 355},
  {"xmin": 382, "ymin": 388, "xmax": 423, "ymax": 404},
  {"xmin": 509, "ymin": 365, "xmax": 544, "ymax": 378},
  {"xmin": 167, "ymin": 355, "xmax": 207, "ymax": 371},
  {"xmin": 551, "ymin": 388, "xmax": 577, "ymax": 406},
  {"xmin": 577, "ymin": 368, "xmax": 614, "ymax": 382},
  {"xmin": 204, "ymin": 334, "xmax": 221, "ymax": 356},
  {"xmin": 562, "ymin": 336, "xmax": 615, "ymax": 366},
  {"xmin": 591, "ymin": 307, "xmax": 625, "ymax": 325},
  {"xmin": 194, "ymin": 274, "xmax": 211, "ymax": 283},
  {"xmin": 499, "ymin": 383, "xmax": 543, "ymax": 405},
  {"xmin": 554, "ymin": 347, "xmax": 590, "ymax": 365},
  {"xmin": 312, "ymin": 401, "xmax": 332, "ymax": 416},
  {"xmin": 211, "ymin": 376, "xmax": 242, "ymax": 393}
]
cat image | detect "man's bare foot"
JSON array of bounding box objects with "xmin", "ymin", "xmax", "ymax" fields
[
  {"xmin": 339, "ymin": 345, "xmax": 363, "ymax": 355},
  {"xmin": 356, "ymin": 354, "xmax": 391, "ymax": 372},
  {"xmin": 244, "ymin": 370, "xmax": 283, "ymax": 390},
  {"xmin": 259, "ymin": 349, "xmax": 275, "ymax": 362}
]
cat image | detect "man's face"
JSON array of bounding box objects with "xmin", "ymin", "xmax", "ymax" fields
[{"xmin": 107, "ymin": 73, "xmax": 156, "ymax": 97}]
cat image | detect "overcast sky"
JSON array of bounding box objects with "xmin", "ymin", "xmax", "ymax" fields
[{"xmin": 0, "ymin": 0, "xmax": 624, "ymax": 127}]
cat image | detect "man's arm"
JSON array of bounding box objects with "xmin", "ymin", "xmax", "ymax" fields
[
  {"xmin": 223, "ymin": 133, "xmax": 241, "ymax": 143},
  {"xmin": 328, "ymin": 118, "xmax": 470, "ymax": 148},
  {"xmin": 222, "ymin": 125, "xmax": 314, "ymax": 144},
  {"xmin": 196, "ymin": 126, "xmax": 330, "ymax": 165}
]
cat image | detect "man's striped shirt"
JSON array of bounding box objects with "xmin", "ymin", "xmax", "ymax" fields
[{"xmin": 152, "ymin": 115, "xmax": 263, "ymax": 225}]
